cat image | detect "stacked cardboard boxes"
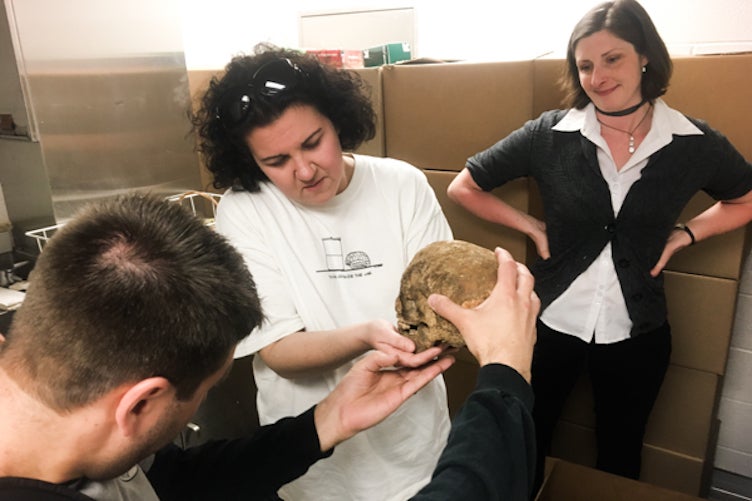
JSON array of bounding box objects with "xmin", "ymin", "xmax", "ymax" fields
[
  {"xmin": 351, "ymin": 53, "xmax": 752, "ymax": 497},
  {"xmin": 187, "ymin": 52, "xmax": 752, "ymax": 499}
]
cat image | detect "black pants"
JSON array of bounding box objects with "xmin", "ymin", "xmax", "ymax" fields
[{"xmin": 531, "ymin": 320, "xmax": 671, "ymax": 493}]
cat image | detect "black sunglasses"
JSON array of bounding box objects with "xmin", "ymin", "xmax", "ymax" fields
[{"xmin": 216, "ymin": 58, "xmax": 303, "ymax": 128}]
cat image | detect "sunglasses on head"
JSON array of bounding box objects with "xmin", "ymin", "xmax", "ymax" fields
[{"xmin": 216, "ymin": 58, "xmax": 304, "ymax": 128}]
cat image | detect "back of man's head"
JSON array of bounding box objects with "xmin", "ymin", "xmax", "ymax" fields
[{"xmin": 0, "ymin": 193, "xmax": 262, "ymax": 412}]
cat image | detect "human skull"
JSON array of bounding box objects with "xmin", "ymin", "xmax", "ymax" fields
[{"xmin": 395, "ymin": 240, "xmax": 497, "ymax": 352}]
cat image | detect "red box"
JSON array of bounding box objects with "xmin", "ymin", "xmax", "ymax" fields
[{"xmin": 306, "ymin": 49, "xmax": 364, "ymax": 69}]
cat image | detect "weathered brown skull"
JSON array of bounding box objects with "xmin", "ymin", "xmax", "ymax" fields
[{"xmin": 395, "ymin": 240, "xmax": 497, "ymax": 352}]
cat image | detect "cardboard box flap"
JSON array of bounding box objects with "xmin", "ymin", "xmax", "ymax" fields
[{"xmin": 536, "ymin": 459, "xmax": 704, "ymax": 501}]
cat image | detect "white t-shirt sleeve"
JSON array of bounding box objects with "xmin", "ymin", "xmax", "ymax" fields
[
  {"xmin": 215, "ymin": 191, "xmax": 305, "ymax": 358},
  {"xmin": 395, "ymin": 160, "xmax": 454, "ymax": 259}
]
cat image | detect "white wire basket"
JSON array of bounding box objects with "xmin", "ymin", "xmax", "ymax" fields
[
  {"xmin": 24, "ymin": 223, "xmax": 65, "ymax": 253},
  {"xmin": 25, "ymin": 191, "xmax": 223, "ymax": 252},
  {"xmin": 164, "ymin": 190, "xmax": 222, "ymax": 227}
]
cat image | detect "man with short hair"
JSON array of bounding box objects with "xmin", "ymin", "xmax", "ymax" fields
[{"xmin": 0, "ymin": 193, "xmax": 538, "ymax": 500}]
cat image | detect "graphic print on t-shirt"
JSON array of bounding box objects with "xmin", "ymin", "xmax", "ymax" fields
[{"xmin": 317, "ymin": 237, "xmax": 383, "ymax": 275}]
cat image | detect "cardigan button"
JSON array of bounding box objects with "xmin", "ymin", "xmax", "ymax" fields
[
  {"xmin": 632, "ymin": 293, "xmax": 644, "ymax": 301},
  {"xmin": 605, "ymin": 223, "xmax": 616, "ymax": 233},
  {"xmin": 618, "ymin": 258, "xmax": 630, "ymax": 268}
]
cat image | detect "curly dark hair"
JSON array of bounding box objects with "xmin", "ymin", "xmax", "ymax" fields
[
  {"xmin": 191, "ymin": 44, "xmax": 377, "ymax": 192},
  {"xmin": 561, "ymin": 0, "xmax": 672, "ymax": 109}
]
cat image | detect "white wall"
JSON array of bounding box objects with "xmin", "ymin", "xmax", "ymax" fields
[
  {"xmin": 179, "ymin": 0, "xmax": 752, "ymax": 478},
  {"xmin": 718, "ymin": 262, "xmax": 752, "ymax": 476},
  {"xmin": 180, "ymin": 0, "xmax": 752, "ymax": 69},
  {"xmin": 8, "ymin": 0, "xmax": 184, "ymax": 60}
]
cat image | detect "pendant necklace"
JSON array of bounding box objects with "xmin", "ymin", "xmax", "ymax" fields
[{"xmin": 596, "ymin": 104, "xmax": 652, "ymax": 154}]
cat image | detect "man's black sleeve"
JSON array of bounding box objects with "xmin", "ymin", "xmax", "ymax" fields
[
  {"xmin": 411, "ymin": 364, "xmax": 536, "ymax": 501},
  {"xmin": 146, "ymin": 406, "xmax": 331, "ymax": 501}
]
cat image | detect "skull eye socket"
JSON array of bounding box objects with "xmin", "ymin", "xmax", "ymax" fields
[{"xmin": 398, "ymin": 320, "xmax": 426, "ymax": 335}]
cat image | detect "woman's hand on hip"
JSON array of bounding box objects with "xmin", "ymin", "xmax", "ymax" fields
[
  {"xmin": 524, "ymin": 216, "xmax": 550, "ymax": 259},
  {"xmin": 650, "ymin": 228, "xmax": 692, "ymax": 277}
]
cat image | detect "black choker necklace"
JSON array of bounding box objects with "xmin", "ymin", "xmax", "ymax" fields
[{"xmin": 595, "ymin": 99, "xmax": 647, "ymax": 117}]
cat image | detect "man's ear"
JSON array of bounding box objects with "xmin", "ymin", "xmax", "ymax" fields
[{"xmin": 114, "ymin": 377, "xmax": 173, "ymax": 437}]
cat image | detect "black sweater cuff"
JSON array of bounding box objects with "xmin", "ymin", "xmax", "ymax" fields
[{"xmin": 475, "ymin": 364, "xmax": 534, "ymax": 411}]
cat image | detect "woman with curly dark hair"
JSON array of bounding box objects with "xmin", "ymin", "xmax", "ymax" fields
[{"xmin": 191, "ymin": 44, "xmax": 453, "ymax": 500}]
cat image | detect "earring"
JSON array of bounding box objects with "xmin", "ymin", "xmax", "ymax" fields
[{"xmin": 642, "ymin": 66, "xmax": 647, "ymax": 73}]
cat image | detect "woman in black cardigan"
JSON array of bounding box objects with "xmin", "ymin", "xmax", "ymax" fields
[{"xmin": 448, "ymin": 0, "xmax": 752, "ymax": 493}]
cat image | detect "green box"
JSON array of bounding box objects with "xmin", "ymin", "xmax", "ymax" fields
[{"xmin": 363, "ymin": 42, "xmax": 411, "ymax": 67}]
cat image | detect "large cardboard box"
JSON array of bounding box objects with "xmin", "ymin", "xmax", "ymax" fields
[
  {"xmin": 442, "ymin": 347, "xmax": 479, "ymax": 416},
  {"xmin": 350, "ymin": 67, "xmax": 385, "ymax": 157},
  {"xmin": 551, "ymin": 419, "xmax": 712, "ymax": 496},
  {"xmin": 665, "ymin": 192, "xmax": 749, "ymax": 280},
  {"xmin": 425, "ymin": 170, "xmax": 531, "ymax": 263},
  {"xmin": 532, "ymin": 58, "xmax": 567, "ymax": 116},
  {"xmin": 664, "ymin": 271, "xmax": 738, "ymax": 374},
  {"xmin": 381, "ymin": 60, "xmax": 533, "ymax": 172},
  {"xmin": 666, "ymin": 55, "xmax": 752, "ymax": 162},
  {"xmin": 557, "ymin": 364, "xmax": 721, "ymax": 460},
  {"xmin": 536, "ymin": 459, "xmax": 705, "ymax": 501}
]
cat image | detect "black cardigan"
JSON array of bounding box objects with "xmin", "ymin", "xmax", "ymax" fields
[{"xmin": 467, "ymin": 109, "xmax": 752, "ymax": 336}]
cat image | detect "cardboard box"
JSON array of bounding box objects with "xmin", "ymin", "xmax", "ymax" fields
[
  {"xmin": 557, "ymin": 364, "xmax": 721, "ymax": 459},
  {"xmin": 425, "ymin": 170, "xmax": 531, "ymax": 263},
  {"xmin": 665, "ymin": 192, "xmax": 748, "ymax": 280},
  {"xmin": 532, "ymin": 58, "xmax": 568, "ymax": 116},
  {"xmin": 305, "ymin": 49, "xmax": 364, "ymax": 69},
  {"xmin": 442, "ymin": 347, "xmax": 479, "ymax": 416},
  {"xmin": 666, "ymin": 55, "xmax": 752, "ymax": 162},
  {"xmin": 381, "ymin": 60, "xmax": 534, "ymax": 172},
  {"xmin": 664, "ymin": 271, "xmax": 737, "ymax": 374},
  {"xmin": 641, "ymin": 443, "xmax": 711, "ymax": 497},
  {"xmin": 551, "ymin": 420, "xmax": 713, "ymax": 496},
  {"xmin": 350, "ymin": 67, "xmax": 385, "ymax": 157},
  {"xmin": 536, "ymin": 458, "xmax": 705, "ymax": 500},
  {"xmin": 363, "ymin": 42, "xmax": 412, "ymax": 67}
]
